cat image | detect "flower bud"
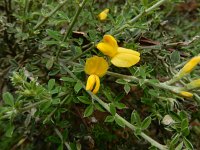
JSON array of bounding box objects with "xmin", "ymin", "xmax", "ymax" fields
[
  {"xmin": 186, "ymin": 79, "xmax": 200, "ymax": 90},
  {"xmin": 179, "ymin": 91, "xmax": 193, "ymax": 98},
  {"xmin": 177, "ymin": 56, "xmax": 200, "ymax": 78},
  {"xmin": 98, "ymin": 9, "xmax": 109, "ymax": 21}
]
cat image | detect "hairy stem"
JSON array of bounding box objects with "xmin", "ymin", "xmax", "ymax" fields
[{"xmin": 107, "ymin": 71, "xmax": 180, "ymax": 94}]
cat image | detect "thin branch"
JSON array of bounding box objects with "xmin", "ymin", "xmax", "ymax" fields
[
  {"xmin": 112, "ymin": 0, "xmax": 168, "ymax": 34},
  {"xmin": 107, "ymin": 71, "xmax": 181, "ymax": 94},
  {"xmin": 164, "ymin": 35, "xmax": 200, "ymax": 47},
  {"xmin": 56, "ymin": 0, "xmax": 88, "ymax": 60}
]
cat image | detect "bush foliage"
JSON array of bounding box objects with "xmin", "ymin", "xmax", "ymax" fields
[{"xmin": 0, "ymin": 0, "xmax": 200, "ymax": 149}]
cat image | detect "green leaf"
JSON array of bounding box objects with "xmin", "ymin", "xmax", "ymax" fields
[
  {"xmin": 114, "ymin": 93, "xmax": 125, "ymax": 102},
  {"xmin": 58, "ymin": 12, "xmax": 70, "ymax": 20},
  {"xmin": 181, "ymin": 118, "xmax": 189, "ymax": 129},
  {"xmin": 148, "ymin": 89, "xmax": 159, "ymax": 97},
  {"xmin": 148, "ymin": 79, "xmax": 159, "ymax": 84},
  {"xmin": 46, "ymin": 29, "xmax": 61, "ymax": 41},
  {"xmin": 170, "ymin": 134, "xmax": 180, "ymax": 146},
  {"xmin": 103, "ymin": 88, "xmax": 113, "ymax": 102},
  {"xmin": 183, "ymin": 137, "xmax": 194, "ymax": 150},
  {"xmin": 48, "ymin": 79, "xmax": 55, "ymax": 90},
  {"xmin": 139, "ymin": 79, "xmax": 145, "ymax": 86},
  {"xmin": 105, "ymin": 115, "xmax": 115, "ymax": 122},
  {"xmin": 94, "ymin": 103, "xmax": 105, "ymax": 112},
  {"xmin": 115, "ymin": 79, "xmax": 127, "ymax": 84},
  {"xmin": 115, "ymin": 117, "xmax": 125, "ymax": 128},
  {"xmin": 60, "ymin": 77, "xmax": 76, "ymax": 82},
  {"xmin": 124, "ymin": 84, "xmax": 131, "ymax": 94},
  {"xmin": 46, "ymin": 57, "xmax": 54, "ymax": 70},
  {"xmin": 3, "ymin": 92, "xmax": 14, "ymax": 107},
  {"xmin": 52, "ymin": 98, "xmax": 60, "ymax": 105},
  {"xmin": 135, "ymin": 127, "xmax": 142, "ymax": 135},
  {"xmin": 170, "ymin": 51, "xmax": 180, "ymax": 63},
  {"xmin": 57, "ymin": 144, "xmax": 63, "ymax": 150},
  {"xmin": 139, "ymin": 66, "xmax": 146, "ymax": 79},
  {"xmin": 141, "ymin": 0, "xmax": 148, "ymax": 7},
  {"xmin": 41, "ymin": 100, "xmax": 52, "ymax": 112},
  {"xmin": 114, "ymin": 102, "xmax": 127, "ymax": 109},
  {"xmin": 48, "ymin": 69, "xmax": 60, "ymax": 76},
  {"xmin": 84, "ymin": 104, "xmax": 94, "ymax": 117},
  {"xmin": 5, "ymin": 125, "xmax": 14, "ymax": 137},
  {"xmin": 74, "ymin": 81, "xmax": 82, "ymax": 93},
  {"xmin": 77, "ymin": 96, "xmax": 91, "ymax": 104},
  {"xmin": 169, "ymin": 111, "xmax": 181, "ymax": 121},
  {"xmin": 109, "ymin": 103, "xmax": 116, "ymax": 115},
  {"xmin": 42, "ymin": 40, "xmax": 60, "ymax": 45},
  {"xmin": 131, "ymin": 111, "xmax": 141, "ymax": 126},
  {"xmin": 181, "ymin": 119, "xmax": 190, "ymax": 136},
  {"xmin": 141, "ymin": 116, "xmax": 151, "ymax": 130},
  {"xmin": 182, "ymin": 126, "xmax": 190, "ymax": 136},
  {"xmin": 175, "ymin": 142, "xmax": 183, "ymax": 150}
]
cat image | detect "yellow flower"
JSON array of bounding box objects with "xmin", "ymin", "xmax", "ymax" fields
[
  {"xmin": 97, "ymin": 35, "xmax": 140, "ymax": 67},
  {"xmin": 186, "ymin": 79, "xmax": 200, "ymax": 90},
  {"xmin": 84, "ymin": 56, "xmax": 108, "ymax": 94},
  {"xmin": 98, "ymin": 8, "xmax": 109, "ymax": 21},
  {"xmin": 178, "ymin": 56, "xmax": 200, "ymax": 78},
  {"xmin": 179, "ymin": 91, "xmax": 193, "ymax": 98}
]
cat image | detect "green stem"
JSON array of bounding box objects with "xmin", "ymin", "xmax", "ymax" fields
[
  {"xmin": 164, "ymin": 76, "xmax": 180, "ymax": 85},
  {"xmin": 0, "ymin": 99, "xmax": 49, "ymax": 120},
  {"xmin": 56, "ymin": 0, "xmax": 88, "ymax": 60},
  {"xmin": 113, "ymin": 0, "xmax": 168, "ymax": 34},
  {"xmin": 61, "ymin": 64, "xmax": 168, "ymax": 150},
  {"xmin": 19, "ymin": 99, "xmax": 49, "ymax": 111},
  {"xmin": 107, "ymin": 71, "xmax": 180, "ymax": 94},
  {"xmin": 43, "ymin": 95, "xmax": 70, "ymax": 124},
  {"xmin": 33, "ymin": 0, "xmax": 68, "ymax": 30},
  {"xmin": 62, "ymin": 0, "xmax": 88, "ymax": 42},
  {"xmin": 115, "ymin": 114, "xmax": 167, "ymax": 150}
]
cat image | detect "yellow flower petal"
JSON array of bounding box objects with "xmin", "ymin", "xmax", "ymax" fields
[
  {"xmin": 92, "ymin": 75, "xmax": 100, "ymax": 94},
  {"xmin": 111, "ymin": 53, "xmax": 140, "ymax": 67},
  {"xmin": 97, "ymin": 42, "xmax": 117, "ymax": 57},
  {"xmin": 84, "ymin": 56, "xmax": 109, "ymax": 77},
  {"xmin": 117, "ymin": 47, "xmax": 140, "ymax": 56},
  {"xmin": 178, "ymin": 56, "xmax": 200, "ymax": 77},
  {"xmin": 103, "ymin": 35, "xmax": 118, "ymax": 50},
  {"xmin": 98, "ymin": 8, "xmax": 109, "ymax": 21},
  {"xmin": 180, "ymin": 91, "xmax": 193, "ymax": 98},
  {"xmin": 86, "ymin": 75, "xmax": 96, "ymax": 91},
  {"xmin": 97, "ymin": 35, "xmax": 118, "ymax": 57}
]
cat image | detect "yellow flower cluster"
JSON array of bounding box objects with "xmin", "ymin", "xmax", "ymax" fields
[{"xmin": 84, "ymin": 35, "xmax": 140, "ymax": 94}]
